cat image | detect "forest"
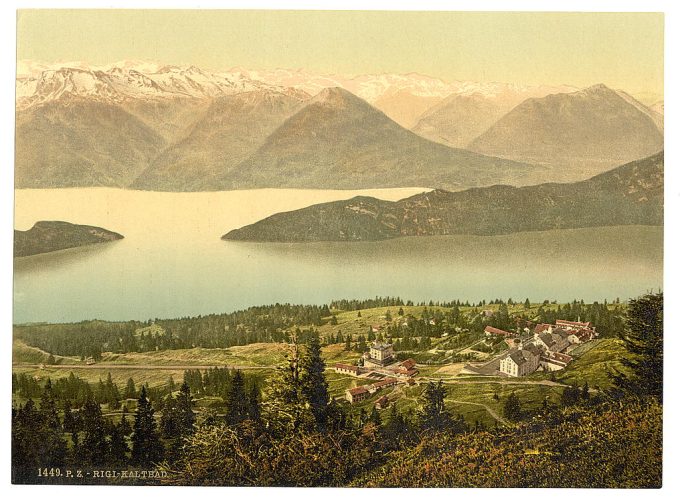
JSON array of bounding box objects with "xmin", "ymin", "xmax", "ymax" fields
[{"xmin": 11, "ymin": 292, "xmax": 662, "ymax": 487}]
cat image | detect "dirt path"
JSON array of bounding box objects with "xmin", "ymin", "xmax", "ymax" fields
[
  {"xmin": 419, "ymin": 376, "xmax": 568, "ymax": 388},
  {"xmin": 449, "ymin": 399, "xmax": 510, "ymax": 426}
]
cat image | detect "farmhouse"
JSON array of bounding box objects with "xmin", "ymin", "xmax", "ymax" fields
[
  {"xmin": 531, "ymin": 331, "xmax": 569, "ymax": 353},
  {"xmin": 333, "ymin": 363, "xmax": 363, "ymax": 376},
  {"xmin": 540, "ymin": 352, "xmax": 573, "ymax": 371},
  {"xmin": 484, "ymin": 326, "xmax": 513, "ymax": 337},
  {"xmin": 367, "ymin": 377, "xmax": 398, "ymax": 393},
  {"xmin": 375, "ymin": 395, "xmax": 389, "ymax": 409},
  {"xmin": 346, "ymin": 386, "xmax": 369, "ymax": 403}
]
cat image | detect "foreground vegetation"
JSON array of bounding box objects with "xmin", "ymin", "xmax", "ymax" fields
[{"xmin": 11, "ymin": 293, "xmax": 661, "ymax": 487}]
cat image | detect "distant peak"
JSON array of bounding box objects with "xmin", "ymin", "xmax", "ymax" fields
[
  {"xmin": 312, "ymin": 87, "xmax": 363, "ymax": 107},
  {"xmin": 582, "ymin": 83, "xmax": 614, "ymax": 94}
]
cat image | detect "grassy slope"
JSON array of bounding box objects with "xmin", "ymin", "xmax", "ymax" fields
[{"xmin": 12, "ymin": 303, "xmax": 630, "ymax": 425}]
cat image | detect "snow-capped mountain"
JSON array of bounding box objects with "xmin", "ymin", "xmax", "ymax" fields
[
  {"xmin": 16, "ymin": 60, "xmax": 579, "ymax": 111},
  {"xmin": 15, "ymin": 62, "xmax": 283, "ymax": 108}
]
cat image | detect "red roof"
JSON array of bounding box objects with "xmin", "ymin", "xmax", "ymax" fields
[
  {"xmin": 372, "ymin": 378, "xmax": 398, "ymax": 388},
  {"xmin": 556, "ymin": 319, "xmax": 591, "ymax": 328},
  {"xmin": 348, "ymin": 386, "xmax": 368, "ymax": 396},
  {"xmin": 400, "ymin": 358, "xmax": 416, "ymax": 370},
  {"xmin": 485, "ymin": 326, "xmax": 511, "ymax": 335},
  {"xmin": 376, "ymin": 396, "xmax": 389, "ymax": 406},
  {"xmin": 534, "ymin": 324, "xmax": 552, "ymax": 333}
]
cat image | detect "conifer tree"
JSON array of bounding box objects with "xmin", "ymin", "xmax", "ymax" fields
[
  {"xmin": 108, "ymin": 422, "xmax": 129, "ymax": 466},
  {"xmin": 504, "ymin": 392, "xmax": 522, "ymax": 421},
  {"xmin": 613, "ymin": 292, "xmax": 663, "ymax": 403},
  {"xmin": 301, "ymin": 330, "xmax": 330, "ymax": 428},
  {"xmin": 125, "ymin": 377, "xmax": 137, "ymax": 399},
  {"xmin": 225, "ymin": 370, "xmax": 248, "ymax": 425},
  {"xmin": 247, "ymin": 382, "xmax": 261, "ymax": 425},
  {"xmin": 81, "ymin": 396, "xmax": 109, "ymax": 465},
  {"xmin": 419, "ymin": 380, "xmax": 452, "ymax": 430},
  {"xmin": 176, "ymin": 382, "xmax": 196, "ymax": 435},
  {"xmin": 131, "ymin": 387, "xmax": 163, "ymax": 465}
]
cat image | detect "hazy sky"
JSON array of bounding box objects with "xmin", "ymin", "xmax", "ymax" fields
[{"xmin": 17, "ymin": 10, "xmax": 664, "ymax": 98}]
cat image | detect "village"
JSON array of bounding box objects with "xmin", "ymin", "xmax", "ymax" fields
[{"xmin": 334, "ymin": 318, "xmax": 598, "ymax": 406}]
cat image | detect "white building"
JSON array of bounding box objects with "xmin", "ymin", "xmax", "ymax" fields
[
  {"xmin": 500, "ymin": 345, "xmax": 541, "ymax": 377},
  {"xmin": 368, "ymin": 341, "xmax": 395, "ymax": 365}
]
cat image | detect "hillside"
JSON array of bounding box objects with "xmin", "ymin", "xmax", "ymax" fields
[
  {"xmin": 14, "ymin": 221, "xmax": 124, "ymax": 257},
  {"xmin": 218, "ymin": 88, "xmax": 541, "ymax": 191},
  {"xmin": 468, "ymin": 84, "xmax": 663, "ymax": 178},
  {"xmin": 15, "ymin": 99, "xmax": 167, "ymax": 188},
  {"xmin": 223, "ymin": 151, "xmax": 663, "ymax": 242},
  {"xmin": 411, "ymin": 84, "xmax": 577, "ymax": 148},
  {"xmin": 131, "ymin": 89, "xmax": 309, "ymax": 191}
]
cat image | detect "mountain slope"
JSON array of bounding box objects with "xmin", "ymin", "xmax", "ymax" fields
[
  {"xmin": 14, "ymin": 221, "xmax": 124, "ymax": 257},
  {"xmin": 223, "ymin": 151, "xmax": 663, "ymax": 242},
  {"xmin": 468, "ymin": 84, "xmax": 664, "ymax": 178},
  {"xmin": 15, "ymin": 99, "xmax": 167, "ymax": 188},
  {"xmin": 411, "ymin": 85, "xmax": 578, "ymax": 148},
  {"xmin": 219, "ymin": 88, "xmax": 541, "ymax": 191},
  {"xmin": 131, "ymin": 89, "xmax": 309, "ymax": 191}
]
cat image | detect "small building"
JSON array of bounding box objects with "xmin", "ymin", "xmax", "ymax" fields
[
  {"xmin": 346, "ymin": 386, "xmax": 369, "ymax": 403},
  {"xmin": 484, "ymin": 326, "xmax": 512, "ymax": 337},
  {"xmin": 399, "ymin": 358, "xmax": 416, "ymax": 371},
  {"xmin": 540, "ymin": 352, "xmax": 573, "ymax": 371},
  {"xmin": 333, "ymin": 363, "xmax": 363, "ymax": 376},
  {"xmin": 367, "ymin": 377, "xmax": 398, "ymax": 393},
  {"xmin": 375, "ymin": 395, "xmax": 389, "ymax": 409},
  {"xmin": 368, "ymin": 341, "xmax": 395, "ymax": 366}
]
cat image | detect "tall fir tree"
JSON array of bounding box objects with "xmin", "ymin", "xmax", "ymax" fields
[
  {"xmin": 301, "ymin": 330, "xmax": 330, "ymax": 428},
  {"xmin": 131, "ymin": 387, "xmax": 163, "ymax": 465},
  {"xmin": 613, "ymin": 292, "xmax": 663, "ymax": 403},
  {"xmin": 81, "ymin": 396, "xmax": 109, "ymax": 465},
  {"xmin": 225, "ymin": 370, "xmax": 248, "ymax": 425}
]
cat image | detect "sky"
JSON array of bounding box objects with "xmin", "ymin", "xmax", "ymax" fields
[{"xmin": 16, "ymin": 10, "xmax": 664, "ymax": 101}]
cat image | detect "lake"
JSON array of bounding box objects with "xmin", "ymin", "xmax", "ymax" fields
[{"xmin": 14, "ymin": 188, "xmax": 663, "ymax": 323}]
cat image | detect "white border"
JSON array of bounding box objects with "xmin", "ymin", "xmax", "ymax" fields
[{"xmin": 2, "ymin": 1, "xmax": 677, "ymax": 503}]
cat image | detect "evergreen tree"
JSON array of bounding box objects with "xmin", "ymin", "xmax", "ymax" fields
[
  {"xmin": 62, "ymin": 398, "xmax": 77, "ymax": 433},
  {"xmin": 503, "ymin": 392, "xmax": 522, "ymax": 421},
  {"xmin": 301, "ymin": 330, "xmax": 330, "ymax": 428},
  {"xmin": 108, "ymin": 422, "xmax": 129, "ymax": 466},
  {"xmin": 81, "ymin": 396, "xmax": 109, "ymax": 465},
  {"xmin": 613, "ymin": 292, "xmax": 663, "ymax": 403},
  {"xmin": 125, "ymin": 377, "xmax": 137, "ymax": 399},
  {"xmin": 225, "ymin": 370, "xmax": 248, "ymax": 425},
  {"xmin": 419, "ymin": 380, "xmax": 452, "ymax": 430},
  {"xmin": 369, "ymin": 406, "xmax": 382, "ymax": 426},
  {"xmin": 247, "ymin": 382, "xmax": 261, "ymax": 425},
  {"xmin": 131, "ymin": 387, "xmax": 163, "ymax": 465},
  {"xmin": 344, "ymin": 333, "xmax": 352, "ymax": 351},
  {"xmin": 176, "ymin": 382, "xmax": 196, "ymax": 435},
  {"xmin": 398, "ymin": 307, "xmax": 405, "ymax": 316}
]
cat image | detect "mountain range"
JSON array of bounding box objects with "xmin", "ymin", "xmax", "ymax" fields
[
  {"xmin": 222, "ymin": 151, "xmax": 663, "ymax": 242},
  {"xmin": 15, "ymin": 62, "xmax": 664, "ymax": 191}
]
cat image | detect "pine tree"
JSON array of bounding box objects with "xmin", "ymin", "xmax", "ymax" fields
[
  {"xmin": 419, "ymin": 380, "xmax": 452, "ymax": 430},
  {"xmin": 613, "ymin": 292, "xmax": 663, "ymax": 403},
  {"xmin": 131, "ymin": 387, "xmax": 163, "ymax": 465},
  {"xmin": 344, "ymin": 333, "xmax": 351, "ymax": 351},
  {"xmin": 503, "ymin": 392, "xmax": 522, "ymax": 421},
  {"xmin": 62, "ymin": 398, "xmax": 77, "ymax": 433},
  {"xmin": 301, "ymin": 330, "xmax": 330, "ymax": 428},
  {"xmin": 247, "ymin": 382, "xmax": 261, "ymax": 425},
  {"xmin": 125, "ymin": 377, "xmax": 137, "ymax": 399},
  {"xmin": 225, "ymin": 370, "xmax": 248, "ymax": 425},
  {"xmin": 108, "ymin": 422, "xmax": 129, "ymax": 466},
  {"xmin": 81, "ymin": 396, "xmax": 109, "ymax": 465},
  {"xmin": 369, "ymin": 406, "xmax": 382, "ymax": 426},
  {"xmin": 176, "ymin": 382, "xmax": 196, "ymax": 435}
]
